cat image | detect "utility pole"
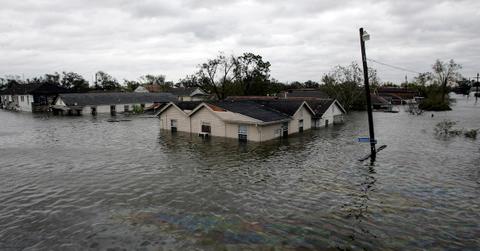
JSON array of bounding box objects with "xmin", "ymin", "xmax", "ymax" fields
[
  {"xmin": 476, "ymin": 73, "xmax": 479, "ymax": 102},
  {"xmin": 359, "ymin": 28, "xmax": 376, "ymax": 162}
]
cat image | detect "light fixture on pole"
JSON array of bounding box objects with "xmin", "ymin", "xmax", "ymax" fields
[{"xmin": 362, "ymin": 31, "xmax": 370, "ymax": 41}]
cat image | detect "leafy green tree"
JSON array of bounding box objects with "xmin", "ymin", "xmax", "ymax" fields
[
  {"xmin": 320, "ymin": 62, "xmax": 379, "ymax": 111},
  {"xmin": 266, "ymin": 78, "xmax": 288, "ymax": 95},
  {"xmin": 139, "ymin": 74, "xmax": 172, "ymax": 91},
  {"xmin": 289, "ymin": 81, "xmax": 304, "ymax": 89},
  {"xmin": 233, "ymin": 52, "xmax": 271, "ymax": 95},
  {"xmin": 123, "ymin": 79, "xmax": 141, "ymax": 92},
  {"xmin": 176, "ymin": 75, "xmax": 200, "ymax": 88},
  {"xmin": 95, "ymin": 71, "xmax": 120, "ymax": 90},
  {"xmin": 45, "ymin": 72, "xmax": 61, "ymax": 85},
  {"xmin": 140, "ymin": 74, "xmax": 166, "ymax": 85},
  {"xmin": 303, "ymin": 80, "xmax": 319, "ymax": 88},
  {"xmin": 60, "ymin": 72, "xmax": 89, "ymax": 92}
]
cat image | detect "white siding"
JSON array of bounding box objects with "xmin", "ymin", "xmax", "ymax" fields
[
  {"xmin": 319, "ymin": 102, "xmax": 344, "ymax": 127},
  {"xmin": 159, "ymin": 105, "xmax": 191, "ymax": 132},
  {"xmin": 190, "ymin": 107, "xmax": 227, "ymax": 138},
  {"xmin": 288, "ymin": 105, "xmax": 312, "ymax": 135}
]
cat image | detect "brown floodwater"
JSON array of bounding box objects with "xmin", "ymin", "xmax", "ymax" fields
[{"xmin": 0, "ymin": 94, "xmax": 479, "ymax": 250}]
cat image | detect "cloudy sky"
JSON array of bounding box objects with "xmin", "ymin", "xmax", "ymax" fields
[{"xmin": 1, "ymin": 0, "xmax": 479, "ymax": 84}]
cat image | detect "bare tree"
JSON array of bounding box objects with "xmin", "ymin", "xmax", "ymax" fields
[{"xmin": 432, "ymin": 59, "xmax": 462, "ymax": 101}]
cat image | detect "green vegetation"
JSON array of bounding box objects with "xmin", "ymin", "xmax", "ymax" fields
[
  {"xmin": 320, "ymin": 62, "xmax": 379, "ymax": 111},
  {"xmin": 434, "ymin": 120, "xmax": 478, "ymax": 139},
  {"xmin": 194, "ymin": 52, "xmax": 273, "ymax": 99},
  {"xmin": 132, "ymin": 105, "xmax": 144, "ymax": 114},
  {"xmin": 418, "ymin": 94, "xmax": 451, "ymax": 111}
]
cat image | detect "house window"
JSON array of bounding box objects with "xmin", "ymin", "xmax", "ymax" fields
[
  {"xmin": 299, "ymin": 119, "xmax": 304, "ymax": 133},
  {"xmin": 274, "ymin": 128, "xmax": 281, "ymax": 136},
  {"xmin": 124, "ymin": 105, "xmax": 129, "ymax": 112},
  {"xmin": 325, "ymin": 119, "xmax": 329, "ymax": 127},
  {"xmin": 21, "ymin": 96, "xmax": 24, "ymax": 102},
  {"xmin": 171, "ymin": 119, "xmax": 177, "ymax": 132},
  {"xmin": 201, "ymin": 122, "xmax": 211, "ymax": 133},
  {"xmin": 27, "ymin": 96, "xmax": 29, "ymax": 103},
  {"xmin": 238, "ymin": 125, "xmax": 248, "ymax": 142}
]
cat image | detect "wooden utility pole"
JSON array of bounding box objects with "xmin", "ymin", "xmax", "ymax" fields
[
  {"xmin": 359, "ymin": 28, "xmax": 376, "ymax": 162},
  {"xmin": 476, "ymin": 73, "xmax": 479, "ymax": 102}
]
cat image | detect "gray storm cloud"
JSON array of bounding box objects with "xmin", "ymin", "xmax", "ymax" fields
[{"xmin": 0, "ymin": 0, "xmax": 479, "ymax": 83}]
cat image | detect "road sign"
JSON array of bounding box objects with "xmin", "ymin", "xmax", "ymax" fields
[{"xmin": 358, "ymin": 137, "xmax": 377, "ymax": 144}]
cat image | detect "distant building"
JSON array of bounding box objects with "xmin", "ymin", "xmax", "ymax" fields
[
  {"xmin": 156, "ymin": 99, "xmax": 346, "ymax": 142},
  {"xmin": 52, "ymin": 92, "xmax": 176, "ymax": 116},
  {"xmin": 282, "ymin": 89, "xmax": 330, "ymax": 99},
  {"xmin": 0, "ymin": 82, "xmax": 68, "ymax": 112},
  {"xmin": 376, "ymin": 87, "xmax": 419, "ymax": 104},
  {"xmin": 167, "ymin": 87, "xmax": 209, "ymax": 101},
  {"xmin": 134, "ymin": 85, "xmax": 209, "ymax": 101}
]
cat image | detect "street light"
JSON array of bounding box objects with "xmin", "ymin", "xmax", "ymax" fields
[
  {"xmin": 359, "ymin": 28, "xmax": 376, "ymax": 163},
  {"xmin": 362, "ymin": 31, "xmax": 370, "ymax": 41}
]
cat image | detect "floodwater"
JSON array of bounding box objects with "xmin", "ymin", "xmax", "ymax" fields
[{"xmin": 0, "ymin": 95, "xmax": 479, "ymax": 250}]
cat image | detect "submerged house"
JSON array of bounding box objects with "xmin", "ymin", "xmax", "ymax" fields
[
  {"xmin": 157, "ymin": 100, "xmax": 321, "ymax": 142},
  {"xmin": 0, "ymin": 82, "xmax": 68, "ymax": 112},
  {"xmin": 305, "ymin": 99, "xmax": 346, "ymax": 127},
  {"xmin": 135, "ymin": 86, "xmax": 209, "ymax": 101},
  {"xmin": 376, "ymin": 87, "xmax": 419, "ymax": 104},
  {"xmin": 167, "ymin": 87, "xmax": 209, "ymax": 101},
  {"xmin": 226, "ymin": 96, "xmax": 346, "ymax": 128},
  {"xmin": 52, "ymin": 92, "xmax": 176, "ymax": 115}
]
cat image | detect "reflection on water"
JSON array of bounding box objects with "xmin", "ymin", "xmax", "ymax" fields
[{"xmin": 0, "ymin": 95, "xmax": 479, "ymax": 250}]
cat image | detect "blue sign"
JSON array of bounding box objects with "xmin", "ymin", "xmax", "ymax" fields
[
  {"xmin": 358, "ymin": 137, "xmax": 377, "ymax": 143},
  {"xmin": 358, "ymin": 137, "xmax": 370, "ymax": 142}
]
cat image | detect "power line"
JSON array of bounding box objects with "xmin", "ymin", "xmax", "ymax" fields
[{"xmin": 367, "ymin": 58, "xmax": 421, "ymax": 75}]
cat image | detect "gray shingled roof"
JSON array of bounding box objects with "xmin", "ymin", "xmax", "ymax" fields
[
  {"xmin": 286, "ymin": 89, "xmax": 330, "ymax": 99},
  {"xmin": 212, "ymin": 101, "xmax": 291, "ymax": 123},
  {"xmin": 252, "ymin": 100, "xmax": 306, "ymax": 116},
  {"xmin": 306, "ymin": 99, "xmax": 340, "ymax": 118},
  {"xmin": 58, "ymin": 92, "xmax": 177, "ymax": 106},
  {"xmin": 175, "ymin": 101, "xmax": 203, "ymax": 110},
  {"xmin": 168, "ymin": 87, "xmax": 206, "ymax": 97}
]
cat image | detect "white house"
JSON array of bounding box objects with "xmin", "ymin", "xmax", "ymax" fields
[
  {"xmin": 157, "ymin": 100, "xmax": 317, "ymax": 142},
  {"xmin": 307, "ymin": 99, "xmax": 346, "ymax": 128},
  {"xmin": 0, "ymin": 83, "xmax": 68, "ymax": 112},
  {"xmin": 134, "ymin": 86, "xmax": 209, "ymax": 101},
  {"xmin": 52, "ymin": 92, "xmax": 176, "ymax": 116}
]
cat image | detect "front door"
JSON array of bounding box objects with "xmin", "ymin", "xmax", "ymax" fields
[{"xmin": 282, "ymin": 122, "xmax": 289, "ymax": 138}]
